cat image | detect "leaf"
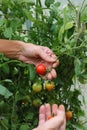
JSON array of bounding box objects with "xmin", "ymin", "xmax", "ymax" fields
[
  {"xmin": 74, "ymin": 58, "xmax": 81, "ymax": 76},
  {"xmin": 0, "ymin": 19, "xmax": 4, "ymax": 26},
  {"xmin": 27, "ymin": 64, "xmax": 36, "ymax": 81},
  {"xmin": 3, "ymin": 27, "xmax": 13, "ymax": 39},
  {"xmin": 65, "ymin": 21, "xmax": 74, "ymax": 30},
  {"xmin": 58, "ymin": 21, "xmax": 74, "ymax": 41},
  {"xmin": 82, "ymin": 57, "xmax": 87, "ymax": 63},
  {"xmin": 1, "ymin": 79, "xmax": 12, "ymax": 83},
  {"xmin": 17, "ymin": 0, "xmax": 35, "ymax": 5},
  {"xmin": 0, "ymin": 118, "xmax": 9, "ymax": 130},
  {"xmin": 1, "ymin": 64, "xmax": 10, "ymax": 75},
  {"xmin": 0, "ymin": 84, "xmax": 13, "ymax": 98},
  {"xmin": 25, "ymin": 112, "xmax": 34, "ymax": 120},
  {"xmin": 19, "ymin": 124, "xmax": 29, "ymax": 130},
  {"xmin": 23, "ymin": 9, "xmax": 35, "ymax": 22},
  {"xmin": 54, "ymin": 2, "xmax": 61, "ymax": 7},
  {"xmin": 45, "ymin": 0, "xmax": 54, "ymax": 7}
]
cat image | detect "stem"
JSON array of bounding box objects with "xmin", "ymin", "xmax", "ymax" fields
[
  {"xmin": 80, "ymin": 0, "xmax": 85, "ymax": 12},
  {"xmin": 53, "ymin": 43, "xmax": 87, "ymax": 57},
  {"xmin": 67, "ymin": 0, "xmax": 77, "ymax": 12},
  {"xmin": 0, "ymin": 120, "xmax": 8, "ymax": 130},
  {"xmin": 0, "ymin": 60, "xmax": 21, "ymax": 67},
  {"xmin": 81, "ymin": 120, "xmax": 87, "ymax": 125}
]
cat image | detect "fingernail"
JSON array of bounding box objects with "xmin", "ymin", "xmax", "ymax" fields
[
  {"xmin": 59, "ymin": 105, "xmax": 64, "ymax": 110},
  {"xmin": 52, "ymin": 54, "xmax": 57, "ymax": 59}
]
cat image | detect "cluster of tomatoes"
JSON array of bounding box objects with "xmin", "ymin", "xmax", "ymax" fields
[
  {"xmin": 32, "ymin": 64, "xmax": 55, "ymax": 92},
  {"xmin": 33, "ymin": 64, "xmax": 73, "ymax": 121},
  {"xmin": 32, "ymin": 80, "xmax": 55, "ymax": 92}
]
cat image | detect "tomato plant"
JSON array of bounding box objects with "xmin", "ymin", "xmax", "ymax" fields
[
  {"xmin": 36, "ymin": 64, "xmax": 46, "ymax": 75},
  {"xmin": 0, "ymin": 0, "xmax": 87, "ymax": 130}
]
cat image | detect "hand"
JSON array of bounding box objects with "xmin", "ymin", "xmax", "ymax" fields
[
  {"xmin": 33, "ymin": 103, "xmax": 66, "ymax": 130},
  {"xmin": 19, "ymin": 43, "xmax": 59, "ymax": 80}
]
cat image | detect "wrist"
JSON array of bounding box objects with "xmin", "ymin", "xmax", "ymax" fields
[{"xmin": 0, "ymin": 39, "xmax": 24, "ymax": 59}]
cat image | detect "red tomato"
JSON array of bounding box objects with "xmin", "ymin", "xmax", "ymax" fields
[
  {"xmin": 48, "ymin": 116, "xmax": 53, "ymax": 120},
  {"xmin": 36, "ymin": 64, "xmax": 46, "ymax": 75}
]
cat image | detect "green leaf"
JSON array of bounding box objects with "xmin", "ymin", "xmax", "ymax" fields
[
  {"xmin": 27, "ymin": 64, "xmax": 36, "ymax": 81},
  {"xmin": 25, "ymin": 112, "xmax": 34, "ymax": 120},
  {"xmin": 65, "ymin": 21, "xmax": 74, "ymax": 30},
  {"xmin": 1, "ymin": 64, "xmax": 10, "ymax": 75},
  {"xmin": 3, "ymin": 27, "xmax": 13, "ymax": 39},
  {"xmin": 74, "ymin": 58, "xmax": 81, "ymax": 76},
  {"xmin": 82, "ymin": 57, "xmax": 87, "ymax": 63},
  {"xmin": 23, "ymin": 9, "xmax": 35, "ymax": 22},
  {"xmin": 45, "ymin": 0, "xmax": 54, "ymax": 7},
  {"xmin": 58, "ymin": 21, "xmax": 74, "ymax": 41},
  {"xmin": 0, "ymin": 19, "xmax": 4, "ymax": 26},
  {"xmin": 0, "ymin": 118, "xmax": 9, "ymax": 130},
  {"xmin": 19, "ymin": 124, "xmax": 29, "ymax": 130},
  {"xmin": 18, "ymin": 0, "xmax": 34, "ymax": 4},
  {"xmin": 0, "ymin": 84, "xmax": 13, "ymax": 98}
]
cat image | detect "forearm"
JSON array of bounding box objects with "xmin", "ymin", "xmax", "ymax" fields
[{"xmin": 0, "ymin": 39, "xmax": 24, "ymax": 59}]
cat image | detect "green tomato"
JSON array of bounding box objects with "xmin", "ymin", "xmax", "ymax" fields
[
  {"xmin": 32, "ymin": 82, "xmax": 42, "ymax": 93},
  {"xmin": 32, "ymin": 98, "xmax": 42, "ymax": 107}
]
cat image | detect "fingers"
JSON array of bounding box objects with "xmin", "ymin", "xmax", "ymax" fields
[
  {"xmin": 52, "ymin": 104, "xmax": 58, "ymax": 116},
  {"xmin": 45, "ymin": 103, "xmax": 52, "ymax": 120},
  {"xmin": 57, "ymin": 105, "xmax": 66, "ymax": 122},
  {"xmin": 47, "ymin": 68, "xmax": 57, "ymax": 80},
  {"xmin": 58, "ymin": 105, "xmax": 66, "ymax": 130},
  {"xmin": 38, "ymin": 46, "xmax": 57, "ymax": 63},
  {"xmin": 38, "ymin": 104, "xmax": 66, "ymax": 130},
  {"xmin": 52, "ymin": 59, "xmax": 59, "ymax": 68},
  {"xmin": 38, "ymin": 105, "xmax": 46, "ymax": 126}
]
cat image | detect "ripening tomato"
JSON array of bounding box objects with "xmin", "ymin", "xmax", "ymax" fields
[
  {"xmin": 45, "ymin": 81, "xmax": 55, "ymax": 91},
  {"xmin": 36, "ymin": 64, "xmax": 46, "ymax": 75},
  {"xmin": 48, "ymin": 116, "xmax": 53, "ymax": 120},
  {"xmin": 32, "ymin": 98, "xmax": 42, "ymax": 107},
  {"xmin": 65, "ymin": 111, "xmax": 72, "ymax": 121},
  {"xmin": 32, "ymin": 82, "xmax": 42, "ymax": 92}
]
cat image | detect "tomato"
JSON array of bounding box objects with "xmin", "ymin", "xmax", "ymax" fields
[
  {"xmin": 65, "ymin": 111, "xmax": 72, "ymax": 121},
  {"xmin": 45, "ymin": 81, "xmax": 55, "ymax": 91},
  {"xmin": 48, "ymin": 116, "xmax": 53, "ymax": 120},
  {"xmin": 32, "ymin": 98, "xmax": 42, "ymax": 107},
  {"xmin": 21, "ymin": 96, "xmax": 30, "ymax": 105},
  {"xmin": 36, "ymin": 64, "xmax": 46, "ymax": 75},
  {"xmin": 32, "ymin": 82, "xmax": 42, "ymax": 92}
]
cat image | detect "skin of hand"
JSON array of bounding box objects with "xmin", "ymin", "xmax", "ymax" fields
[
  {"xmin": 0, "ymin": 40, "xmax": 59, "ymax": 80},
  {"xmin": 19, "ymin": 42, "xmax": 59, "ymax": 80},
  {"xmin": 33, "ymin": 103, "xmax": 66, "ymax": 130}
]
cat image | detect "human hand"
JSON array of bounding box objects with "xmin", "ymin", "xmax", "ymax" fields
[
  {"xmin": 19, "ymin": 43, "xmax": 59, "ymax": 80},
  {"xmin": 33, "ymin": 103, "xmax": 66, "ymax": 130}
]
